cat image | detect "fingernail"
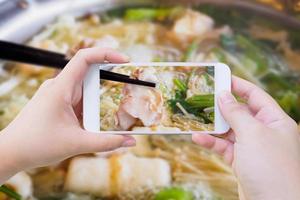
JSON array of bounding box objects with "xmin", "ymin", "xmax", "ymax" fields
[
  {"xmin": 122, "ymin": 138, "xmax": 136, "ymax": 147},
  {"xmin": 219, "ymin": 91, "xmax": 236, "ymax": 104},
  {"xmin": 121, "ymin": 54, "xmax": 130, "ymax": 61}
]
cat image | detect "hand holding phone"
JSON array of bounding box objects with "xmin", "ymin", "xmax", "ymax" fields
[{"xmin": 83, "ymin": 62, "xmax": 231, "ymax": 134}]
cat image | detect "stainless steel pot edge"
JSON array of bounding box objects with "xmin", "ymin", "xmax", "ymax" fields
[
  {"xmin": 0, "ymin": 0, "xmax": 152, "ymax": 43},
  {"xmin": 0, "ymin": 0, "xmax": 299, "ymax": 43}
]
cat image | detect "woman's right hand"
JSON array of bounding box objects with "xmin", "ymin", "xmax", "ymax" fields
[{"xmin": 192, "ymin": 76, "xmax": 300, "ymax": 200}]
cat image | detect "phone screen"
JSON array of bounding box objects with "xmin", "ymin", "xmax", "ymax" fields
[{"xmin": 100, "ymin": 65, "xmax": 215, "ymax": 132}]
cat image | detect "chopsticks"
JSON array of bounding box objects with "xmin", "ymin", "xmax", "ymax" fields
[
  {"xmin": 0, "ymin": 40, "xmax": 156, "ymax": 87},
  {"xmin": 100, "ymin": 70, "xmax": 156, "ymax": 87},
  {"xmin": 0, "ymin": 40, "xmax": 68, "ymax": 68}
]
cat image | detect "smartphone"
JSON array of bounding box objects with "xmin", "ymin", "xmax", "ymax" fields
[{"xmin": 83, "ymin": 62, "xmax": 231, "ymax": 134}]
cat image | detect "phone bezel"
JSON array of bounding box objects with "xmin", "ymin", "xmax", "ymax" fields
[{"xmin": 83, "ymin": 62, "xmax": 231, "ymax": 134}]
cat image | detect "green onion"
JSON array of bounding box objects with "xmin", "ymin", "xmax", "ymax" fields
[
  {"xmin": 173, "ymin": 79, "xmax": 187, "ymax": 92},
  {"xmin": 124, "ymin": 7, "xmax": 184, "ymax": 22},
  {"xmin": 154, "ymin": 187, "xmax": 194, "ymax": 200},
  {"xmin": 186, "ymin": 94, "xmax": 214, "ymax": 108},
  {"xmin": 176, "ymin": 102, "xmax": 190, "ymax": 116},
  {"xmin": 124, "ymin": 8, "xmax": 172, "ymax": 21},
  {"xmin": 182, "ymin": 40, "xmax": 198, "ymax": 61},
  {"xmin": 0, "ymin": 185, "xmax": 21, "ymax": 200}
]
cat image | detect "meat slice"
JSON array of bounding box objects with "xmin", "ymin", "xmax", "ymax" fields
[
  {"xmin": 172, "ymin": 9, "xmax": 214, "ymax": 41},
  {"xmin": 116, "ymin": 68, "xmax": 163, "ymax": 130},
  {"xmin": 115, "ymin": 106, "xmax": 137, "ymax": 130}
]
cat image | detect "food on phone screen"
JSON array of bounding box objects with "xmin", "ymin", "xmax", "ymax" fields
[{"xmin": 101, "ymin": 66, "xmax": 215, "ymax": 131}]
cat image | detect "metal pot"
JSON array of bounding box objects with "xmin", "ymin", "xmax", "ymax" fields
[
  {"xmin": 0, "ymin": 0, "xmax": 300, "ymax": 43},
  {"xmin": 0, "ymin": 1, "xmax": 299, "ymax": 199}
]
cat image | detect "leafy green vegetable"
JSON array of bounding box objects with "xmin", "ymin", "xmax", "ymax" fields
[
  {"xmin": 154, "ymin": 187, "xmax": 194, "ymax": 200},
  {"xmin": 221, "ymin": 34, "xmax": 268, "ymax": 75},
  {"xmin": 207, "ymin": 111, "xmax": 215, "ymax": 122},
  {"xmin": 219, "ymin": 33, "xmax": 300, "ymax": 121},
  {"xmin": 278, "ymin": 91, "xmax": 297, "ymax": 112},
  {"xmin": 168, "ymin": 74, "xmax": 214, "ymax": 124},
  {"xmin": 168, "ymin": 91, "xmax": 201, "ymax": 122},
  {"xmin": 0, "ymin": 185, "xmax": 21, "ymax": 200},
  {"xmin": 168, "ymin": 91, "xmax": 214, "ymax": 123},
  {"xmin": 220, "ymin": 34, "xmax": 237, "ymax": 51},
  {"xmin": 168, "ymin": 79, "xmax": 188, "ymax": 113},
  {"xmin": 277, "ymin": 91, "xmax": 300, "ymax": 120},
  {"xmin": 168, "ymin": 90, "xmax": 192, "ymax": 116},
  {"xmin": 261, "ymin": 72, "xmax": 296, "ymax": 91},
  {"xmin": 186, "ymin": 94, "xmax": 214, "ymax": 108},
  {"xmin": 99, "ymin": 7, "xmax": 127, "ymax": 22}
]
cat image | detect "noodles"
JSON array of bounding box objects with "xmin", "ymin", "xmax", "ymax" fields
[
  {"xmin": 171, "ymin": 114, "xmax": 214, "ymax": 131},
  {"xmin": 150, "ymin": 136, "xmax": 238, "ymax": 200}
]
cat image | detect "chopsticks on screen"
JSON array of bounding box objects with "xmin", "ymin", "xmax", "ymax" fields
[
  {"xmin": 0, "ymin": 40, "xmax": 156, "ymax": 88},
  {"xmin": 100, "ymin": 70, "xmax": 156, "ymax": 87}
]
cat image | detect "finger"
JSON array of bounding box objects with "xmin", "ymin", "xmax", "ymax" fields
[
  {"xmin": 218, "ymin": 91, "xmax": 262, "ymax": 136},
  {"xmin": 74, "ymin": 98, "xmax": 83, "ymax": 120},
  {"xmin": 232, "ymin": 76, "xmax": 291, "ymax": 127},
  {"xmin": 192, "ymin": 133, "xmax": 234, "ymax": 164},
  {"xmin": 52, "ymin": 69, "xmax": 61, "ymax": 78},
  {"xmin": 232, "ymin": 76, "xmax": 285, "ymax": 116},
  {"xmin": 77, "ymin": 131, "xmax": 136, "ymax": 153},
  {"xmin": 56, "ymin": 47, "xmax": 129, "ymax": 85},
  {"xmin": 218, "ymin": 129, "xmax": 236, "ymax": 143}
]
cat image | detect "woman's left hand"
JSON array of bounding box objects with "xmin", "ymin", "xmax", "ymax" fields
[{"xmin": 0, "ymin": 48, "xmax": 136, "ymax": 184}]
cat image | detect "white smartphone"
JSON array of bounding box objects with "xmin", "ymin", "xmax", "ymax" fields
[{"xmin": 83, "ymin": 62, "xmax": 231, "ymax": 134}]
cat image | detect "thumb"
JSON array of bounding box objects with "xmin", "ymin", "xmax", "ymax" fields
[
  {"xmin": 218, "ymin": 91, "xmax": 261, "ymax": 137},
  {"xmin": 77, "ymin": 131, "xmax": 136, "ymax": 153},
  {"xmin": 55, "ymin": 48, "xmax": 130, "ymax": 89}
]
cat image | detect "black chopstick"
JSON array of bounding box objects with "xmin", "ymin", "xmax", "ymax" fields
[
  {"xmin": 0, "ymin": 40, "xmax": 156, "ymax": 88},
  {"xmin": 100, "ymin": 70, "xmax": 156, "ymax": 87},
  {"xmin": 0, "ymin": 40, "xmax": 68, "ymax": 68},
  {"xmin": 100, "ymin": 69, "xmax": 130, "ymax": 79}
]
